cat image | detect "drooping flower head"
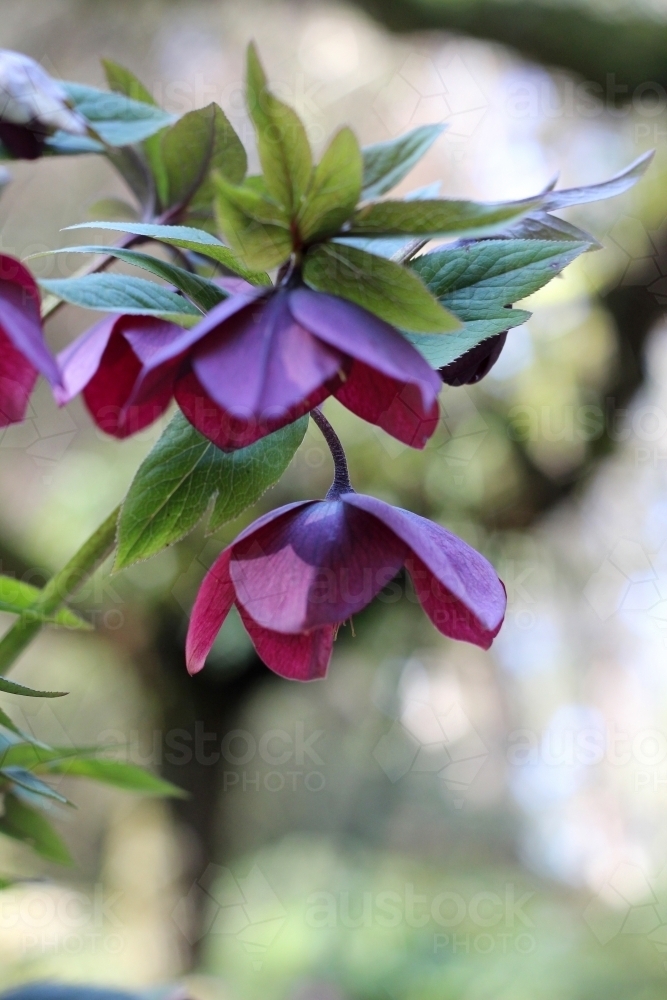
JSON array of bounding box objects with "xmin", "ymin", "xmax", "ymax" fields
[
  {"xmin": 0, "ymin": 255, "xmax": 62, "ymax": 425},
  {"xmin": 121, "ymin": 282, "xmax": 443, "ymax": 451},
  {"xmin": 0, "ymin": 49, "xmax": 87, "ymax": 159},
  {"xmin": 186, "ymin": 412, "xmax": 506, "ymax": 681}
]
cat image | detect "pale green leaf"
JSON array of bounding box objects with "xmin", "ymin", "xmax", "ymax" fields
[
  {"xmin": 246, "ymin": 43, "xmax": 312, "ymax": 213},
  {"xmin": 298, "ymin": 127, "xmax": 363, "ymax": 241},
  {"xmin": 361, "ymin": 124, "xmax": 446, "ymax": 199}
]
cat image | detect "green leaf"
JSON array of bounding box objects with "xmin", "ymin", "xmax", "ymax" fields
[
  {"xmin": 0, "ymin": 678, "xmax": 66, "ymax": 698},
  {"xmin": 361, "ymin": 124, "xmax": 446, "ymax": 199},
  {"xmin": 298, "ymin": 128, "xmax": 363, "ymax": 241},
  {"xmin": 0, "ymin": 793, "xmax": 72, "ymax": 865},
  {"xmin": 158, "ymin": 103, "xmax": 247, "ymax": 210},
  {"xmin": 406, "ymin": 237, "xmax": 590, "ymax": 367},
  {"xmin": 0, "ymin": 575, "xmax": 90, "ymax": 631},
  {"xmin": 63, "ymin": 82, "xmax": 175, "ymax": 146},
  {"xmin": 38, "ymin": 274, "xmax": 201, "ymax": 319},
  {"xmin": 43, "ymin": 758, "xmax": 185, "ymax": 797},
  {"xmin": 1, "ymin": 766, "xmax": 70, "ymax": 804},
  {"xmin": 498, "ymin": 212, "xmax": 600, "ymax": 246},
  {"xmin": 303, "ymin": 243, "xmax": 460, "ymax": 333},
  {"xmin": 0, "ymin": 707, "xmax": 44, "ymax": 746},
  {"xmin": 65, "ymin": 221, "xmax": 270, "ymax": 285},
  {"xmin": 102, "ymin": 59, "xmax": 156, "ymax": 105},
  {"xmin": 543, "ymin": 150, "xmax": 653, "ymax": 210},
  {"xmin": 334, "ymin": 182, "xmax": 440, "ymax": 260},
  {"xmin": 115, "ymin": 412, "xmax": 308, "ymax": 569},
  {"xmin": 214, "ymin": 175, "xmax": 292, "ymax": 270},
  {"xmin": 38, "ymin": 246, "xmax": 227, "ymax": 313},
  {"xmin": 246, "ymin": 43, "xmax": 312, "ymax": 213},
  {"xmin": 348, "ymin": 195, "xmax": 543, "ymax": 239}
]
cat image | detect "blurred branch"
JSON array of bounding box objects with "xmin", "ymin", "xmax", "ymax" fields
[{"xmin": 351, "ymin": 0, "xmax": 667, "ymax": 92}]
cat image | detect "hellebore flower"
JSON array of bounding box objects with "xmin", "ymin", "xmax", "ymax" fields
[
  {"xmin": 129, "ymin": 284, "xmax": 443, "ymax": 450},
  {"xmin": 0, "ymin": 255, "xmax": 62, "ymax": 426},
  {"xmin": 186, "ymin": 412, "xmax": 505, "ymax": 682},
  {"xmin": 0, "ymin": 49, "xmax": 87, "ymax": 159},
  {"xmin": 56, "ymin": 314, "xmax": 185, "ymax": 437},
  {"xmin": 439, "ymin": 331, "xmax": 507, "ymax": 386}
]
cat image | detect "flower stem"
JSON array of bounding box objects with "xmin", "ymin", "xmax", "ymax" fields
[
  {"xmin": 0, "ymin": 506, "xmax": 120, "ymax": 675},
  {"xmin": 310, "ymin": 408, "xmax": 353, "ymax": 498}
]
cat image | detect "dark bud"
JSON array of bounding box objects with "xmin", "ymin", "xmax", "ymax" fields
[
  {"xmin": 439, "ymin": 331, "xmax": 507, "ymax": 386},
  {"xmin": 0, "ymin": 122, "xmax": 46, "ymax": 160}
]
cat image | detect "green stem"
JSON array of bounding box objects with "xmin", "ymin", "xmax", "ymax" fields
[{"xmin": 0, "ymin": 506, "xmax": 120, "ymax": 675}]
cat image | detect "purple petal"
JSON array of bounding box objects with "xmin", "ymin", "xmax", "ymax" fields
[
  {"xmin": 130, "ymin": 290, "xmax": 264, "ymax": 407},
  {"xmin": 238, "ymin": 606, "xmax": 334, "ymax": 681},
  {"xmin": 342, "ymin": 493, "xmax": 506, "ymax": 639},
  {"xmin": 230, "ymin": 500, "xmax": 407, "ymax": 632},
  {"xmin": 336, "ymin": 361, "xmax": 439, "ymax": 448},
  {"xmin": 288, "ymin": 287, "xmax": 441, "ymax": 408},
  {"xmin": 407, "ymin": 555, "xmax": 505, "ymax": 648},
  {"xmin": 186, "ymin": 548, "xmax": 236, "ymax": 675},
  {"xmin": 0, "ymin": 255, "xmax": 61, "ymax": 388},
  {"xmin": 191, "ymin": 292, "xmax": 344, "ymax": 423}
]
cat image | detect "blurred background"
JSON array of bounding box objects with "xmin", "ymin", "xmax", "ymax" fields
[{"xmin": 2, "ymin": 0, "xmax": 667, "ymax": 996}]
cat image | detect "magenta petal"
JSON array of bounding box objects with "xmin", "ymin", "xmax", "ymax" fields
[
  {"xmin": 82, "ymin": 317, "xmax": 180, "ymax": 437},
  {"xmin": 342, "ymin": 493, "xmax": 506, "ymax": 641},
  {"xmin": 336, "ymin": 360, "xmax": 439, "ymax": 448},
  {"xmin": 192, "ymin": 292, "xmax": 343, "ymax": 423},
  {"xmin": 0, "ymin": 255, "xmax": 61, "ymax": 388},
  {"xmin": 238, "ymin": 606, "xmax": 334, "ymax": 681},
  {"xmin": 407, "ymin": 555, "xmax": 504, "ymax": 649},
  {"xmin": 230, "ymin": 500, "xmax": 407, "ymax": 632},
  {"xmin": 185, "ymin": 548, "xmax": 236, "ymax": 675},
  {"xmin": 0, "ymin": 328, "xmax": 37, "ymax": 426},
  {"xmin": 288, "ymin": 288, "xmax": 441, "ymax": 407},
  {"xmin": 176, "ymin": 367, "xmax": 339, "ymax": 450}
]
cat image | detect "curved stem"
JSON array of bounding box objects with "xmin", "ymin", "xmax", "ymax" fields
[
  {"xmin": 310, "ymin": 408, "xmax": 353, "ymax": 498},
  {"xmin": 0, "ymin": 506, "xmax": 120, "ymax": 675}
]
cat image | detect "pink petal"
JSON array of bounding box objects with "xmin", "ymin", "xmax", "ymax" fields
[
  {"xmin": 342, "ymin": 493, "xmax": 506, "ymax": 640},
  {"xmin": 238, "ymin": 605, "xmax": 334, "ymax": 681},
  {"xmin": 0, "ymin": 328, "xmax": 37, "ymax": 426},
  {"xmin": 83, "ymin": 317, "xmax": 181, "ymax": 437},
  {"xmin": 185, "ymin": 548, "xmax": 236, "ymax": 675},
  {"xmin": 0, "ymin": 255, "xmax": 61, "ymax": 388},
  {"xmin": 230, "ymin": 500, "xmax": 407, "ymax": 632},
  {"xmin": 192, "ymin": 292, "xmax": 344, "ymax": 423},
  {"xmin": 175, "ymin": 368, "xmax": 338, "ymax": 450},
  {"xmin": 406, "ymin": 555, "xmax": 505, "ymax": 649},
  {"xmin": 288, "ymin": 288, "xmax": 441, "ymax": 408},
  {"xmin": 336, "ymin": 360, "xmax": 440, "ymax": 448}
]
